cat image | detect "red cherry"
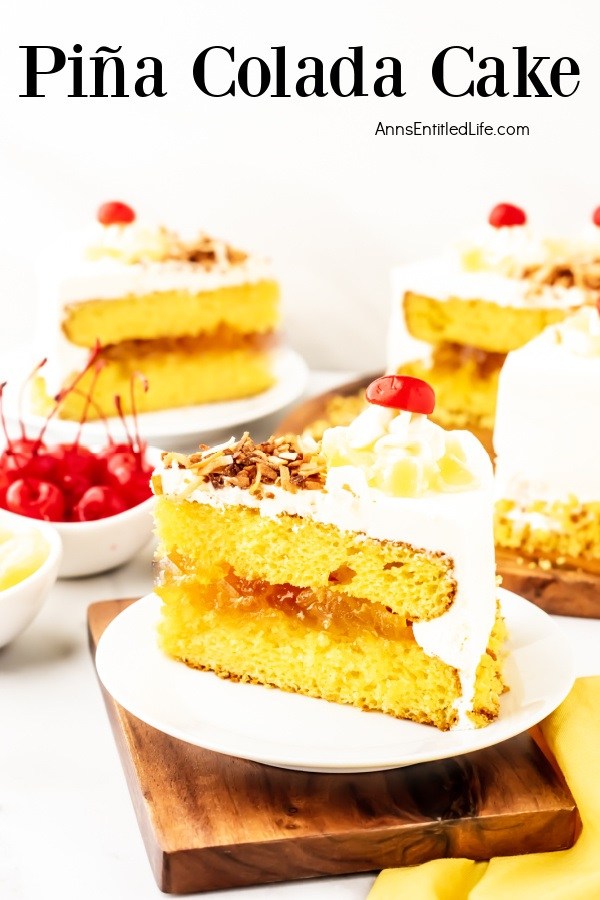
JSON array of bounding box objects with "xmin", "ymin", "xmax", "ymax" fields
[
  {"xmin": 62, "ymin": 473, "xmax": 92, "ymax": 508},
  {"xmin": 104, "ymin": 450, "xmax": 139, "ymax": 486},
  {"xmin": 73, "ymin": 486, "xmax": 127, "ymax": 522},
  {"xmin": 55, "ymin": 444, "xmax": 99, "ymax": 482},
  {"xmin": 592, "ymin": 207, "xmax": 600, "ymax": 228},
  {"xmin": 5, "ymin": 478, "xmax": 65, "ymax": 522},
  {"xmin": 96, "ymin": 201, "xmax": 136, "ymax": 227},
  {"xmin": 122, "ymin": 472, "xmax": 152, "ymax": 507},
  {"xmin": 366, "ymin": 375, "xmax": 436, "ymax": 415},
  {"xmin": 488, "ymin": 203, "xmax": 527, "ymax": 228}
]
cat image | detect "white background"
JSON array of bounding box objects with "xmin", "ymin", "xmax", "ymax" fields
[{"xmin": 2, "ymin": 0, "xmax": 600, "ymax": 370}]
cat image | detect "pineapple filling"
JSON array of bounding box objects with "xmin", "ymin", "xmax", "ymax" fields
[
  {"xmin": 162, "ymin": 566, "xmax": 414, "ymax": 644},
  {"xmin": 0, "ymin": 527, "xmax": 49, "ymax": 591},
  {"xmin": 77, "ymin": 325, "xmax": 277, "ymax": 360}
]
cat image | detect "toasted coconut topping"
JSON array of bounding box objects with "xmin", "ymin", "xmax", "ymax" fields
[
  {"xmin": 87, "ymin": 224, "xmax": 251, "ymax": 268},
  {"xmin": 160, "ymin": 433, "xmax": 327, "ymax": 497},
  {"xmin": 183, "ymin": 233, "xmax": 248, "ymax": 267},
  {"xmin": 505, "ymin": 253, "xmax": 600, "ymax": 297}
]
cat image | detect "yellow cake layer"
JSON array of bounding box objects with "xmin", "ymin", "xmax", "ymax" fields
[
  {"xmin": 32, "ymin": 341, "xmax": 274, "ymax": 420},
  {"xmin": 156, "ymin": 573, "xmax": 506, "ymax": 730},
  {"xmin": 62, "ymin": 280, "xmax": 280, "ymax": 347},
  {"xmin": 403, "ymin": 292, "xmax": 574, "ymax": 354},
  {"xmin": 397, "ymin": 343, "xmax": 504, "ymax": 432},
  {"xmin": 495, "ymin": 498, "xmax": 600, "ymax": 575},
  {"xmin": 154, "ymin": 497, "xmax": 457, "ymax": 621}
]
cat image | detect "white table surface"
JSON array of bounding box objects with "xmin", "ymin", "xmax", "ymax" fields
[{"xmin": 1, "ymin": 370, "xmax": 599, "ymax": 900}]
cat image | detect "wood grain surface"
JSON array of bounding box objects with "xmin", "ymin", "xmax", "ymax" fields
[
  {"xmin": 278, "ymin": 375, "xmax": 600, "ymax": 619},
  {"xmin": 88, "ymin": 599, "xmax": 580, "ymax": 895}
]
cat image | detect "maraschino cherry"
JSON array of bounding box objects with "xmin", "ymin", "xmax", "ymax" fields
[
  {"xmin": 366, "ymin": 375, "xmax": 436, "ymax": 415},
  {"xmin": 0, "ymin": 353, "xmax": 152, "ymax": 523},
  {"xmin": 5, "ymin": 479, "xmax": 65, "ymax": 522},
  {"xmin": 97, "ymin": 201, "xmax": 136, "ymax": 226},
  {"xmin": 488, "ymin": 203, "xmax": 527, "ymax": 228},
  {"xmin": 592, "ymin": 207, "xmax": 600, "ymax": 228}
]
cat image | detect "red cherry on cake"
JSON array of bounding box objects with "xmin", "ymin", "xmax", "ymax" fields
[
  {"xmin": 365, "ymin": 375, "xmax": 436, "ymax": 415},
  {"xmin": 97, "ymin": 201, "xmax": 136, "ymax": 226},
  {"xmin": 488, "ymin": 203, "xmax": 527, "ymax": 228},
  {"xmin": 5, "ymin": 478, "xmax": 66, "ymax": 522},
  {"xmin": 592, "ymin": 207, "xmax": 600, "ymax": 227}
]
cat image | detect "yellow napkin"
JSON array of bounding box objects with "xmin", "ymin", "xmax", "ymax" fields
[{"xmin": 369, "ymin": 677, "xmax": 600, "ymax": 900}]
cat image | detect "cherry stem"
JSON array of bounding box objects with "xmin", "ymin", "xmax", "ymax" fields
[
  {"xmin": 18, "ymin": 358, "xmax": 47, "ymax": 442},
  {"xmin": 129, "ymin": 371, "xmax": 148, "ymax": 455},
  {"xmin": 36, "ymin": 342, "xmax": 103, "ymax": 451},
  {"xmin": 114, "ymin": 395, "xmax": 134, "ymax": 450},
  {"xmin": 73, "ymin": 361, "xmax": 106, "ymax": 448}
]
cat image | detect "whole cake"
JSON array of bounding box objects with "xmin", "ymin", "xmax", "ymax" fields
[
  {"xmin": 152, "ymin": 376, "xmax": 505, "ymax": 731},
  {"xmin": 388, "ymin": 203, "xmax": 600, "ymax": 434},
  {"xmin": 494, "ymin": 305, "xmax": 600, "ymax": 574},
  {"xmin": 33, "ymin": 202, "xmax": 280, "ymax": 419}
]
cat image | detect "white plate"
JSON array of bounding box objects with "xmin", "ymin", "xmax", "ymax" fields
[
  {"xmin": 2, "ymin": 347, "xmax": 308, "ymax": 446},
  {"xmin": 95, "ymin": 588, "xmax": 575, "ymax": 773}
]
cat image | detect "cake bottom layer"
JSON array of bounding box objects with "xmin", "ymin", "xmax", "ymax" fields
[
  {"xmin": 32, "ymin": 331, "xmax": 276, "ymax": 420},
  {"xmin": 157, "ymin": 572, "xmax": 506, "ymax": 731},
  {"xmin": 403, "ymin": 291, "xmax": 575, "ymax": 354},
  {"xmin": 495, "ymin": 498, "xmax": 600, "ymax": 575},
  {"xmin": 396, "ymin": 342, "xmax": 504, "ymax": 431}
]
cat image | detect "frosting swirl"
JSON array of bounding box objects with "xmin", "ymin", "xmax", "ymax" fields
[{"xmin": 321, "ymin": 405, "xmax": 484, "ymax": 497}]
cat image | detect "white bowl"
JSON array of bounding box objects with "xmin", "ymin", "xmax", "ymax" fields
[
  {"xmin": 55, "ymin": 493, "xmax": 155, "ymax": 578},
  {"xmin": 53, "ymin": 446, "xmax": 162, "ymax": 578},
  {"xmin": 0, "ymin": 512, "xmax": 62, "ymax": 648}
]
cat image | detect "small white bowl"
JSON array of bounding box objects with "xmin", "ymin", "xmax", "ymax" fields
[
  {"xmin": 0, "ymin": 512, "xmax": 62, "ymax": 648},
  {"xmin": 55, "ymin": 492, "xmax": 155, "ymax": 578},
  {"xmin": 54, "ymin": 445, "xmax": 162, "ymax": 578}
]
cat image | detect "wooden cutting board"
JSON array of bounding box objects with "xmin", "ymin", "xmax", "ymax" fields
[
  {"xmin": 278, "ymin": 375, "xmax": 600, "ymax": 619},
  {"xmin": 89, "ymin": 599, "xmax": 580, "ymax": 895}
]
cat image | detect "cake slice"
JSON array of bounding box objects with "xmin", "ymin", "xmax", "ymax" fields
[
  {"xmin": 388, "ymin": 203, "xmax": 598, "ymax": 433},
  {"xmin": 494, "ymin": 305, "xmax": 600, "ymax": 574},
  {"xmin": 33, "ymin": 202, "xmax": 280, "ymax": 419},
  {"xmin": 152, "ymin": 376, "xmax": 505, "ymax": 731}
]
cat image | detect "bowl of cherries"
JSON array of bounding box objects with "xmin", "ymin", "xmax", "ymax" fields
[{"xmin": 0, "ymin": 377, "xmax": 160, "ymax": 578}]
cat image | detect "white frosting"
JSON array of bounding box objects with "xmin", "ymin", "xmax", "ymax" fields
[
  {"xmin": 53, "ymin": 254, "xmax": 274, "ymax": 304},
  {"xmin": 494, "ymin": 307, "xmax": 600, "ymax": 504},
  {"xmin": 51, "ymin": 230, "xmax": 274, "ymax": 303},
  {"xmin": 457, "ymin": 223, "xmax": 548, "ymax": 271},
  {"xmin": 155, "ymin": 412, "xmax": 497, "ymax": 728},
  {"xmin": 387, "ymin": 257, "xmax": 587, "ymax": 373}
]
